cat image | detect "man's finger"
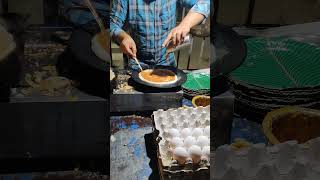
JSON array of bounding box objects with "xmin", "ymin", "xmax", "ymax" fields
[
  {"xmin": 172, "ymin": 32, "xmax": 177, "ymax": 46},
  {"xmin": 179, "ymin": 37, "xmax": 184, "ymax": 45},
  {"xmin": 182, "ymin": 30, "xmax": 188, "ymax": 38},
  {"xmin": 162, "ymin": 32, "xmax": 172, "ymax": 47},
  {"xmin": 131, "ymin": 43, "xmax": 137, "ymax": 57},
  {"xmin": 176, "ymin": 32, "xmax": 182, "ymax": 45},
  {"xmin": 125, "ymin": 45, "xmax": 135, "ymax": 57}
]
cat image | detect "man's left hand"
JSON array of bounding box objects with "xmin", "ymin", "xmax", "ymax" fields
[{"xmin": 162, "ymin": 22, "xmax": 191, "ymax": 48}]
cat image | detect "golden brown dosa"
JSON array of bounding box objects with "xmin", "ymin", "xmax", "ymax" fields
[{"xmin": 139, "ymin": 69, "xmax": 177, "ymax": 84}]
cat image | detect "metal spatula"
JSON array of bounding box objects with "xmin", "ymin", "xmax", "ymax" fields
[{"xmin": 133, "ymin": 57, "xmax": 143, "ymax": 71}]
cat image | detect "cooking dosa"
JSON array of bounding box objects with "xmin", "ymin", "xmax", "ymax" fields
[{"xmin": 138, "ymin": 69, "xmax": 178, "ymax": 84}]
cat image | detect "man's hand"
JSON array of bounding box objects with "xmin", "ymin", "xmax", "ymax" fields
[
  {"xmin": 162, "ymin": 11, "xmax": 205, "ymax": 48},
  {"xmin": 162, "ymin": 22, "xmax": 191, "ymax": 48},
  {"xmin": 118, "ymin": 32, "xmax": 137, "ymax": 58}
]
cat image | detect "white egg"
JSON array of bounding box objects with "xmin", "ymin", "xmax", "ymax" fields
[
  {"xmin": 184, "ymin": 136, "xmax": 197, "ymax": 148},
  {"xmin": 181, "ymin": 128, "xmax": 192, "ymax": 138},
  {"xmin": 173, "ymin": 147, "xmax": 189, "ymax": 165},
  {"xmin": 168, "ymin": 128, "xmax": 180, "ymax": 138},
  {"xmin": 204, "ymin": 126, "xmax": 210, "ymax": 136},
  {"xmin": 201, "ymin": 146, "xmax": 210, "ymax": 162},
  {"xmin": 202, "ymin": 146, "xmax": 210, "ymax": 157},
  {"xmin": 188, "ymin": 145, "xmax": 202, "ymax": 156},
  {"xmin": 192, "ymin": 128, "xmax": 203, "ymax": 138},
  {"xmin": 197, "ymin": 136, "xmax": 210, "ymax": 148},
  {"xmin": 204, "ymin": 118, "xmax": 210, "ymax": 126},
  {"xmin": 170, "ymin": 137, "xmax": 183, "ymax": 148},
  {"xmin": 188, "ymin": 145, "xmax": 202, "ymax": 164}
]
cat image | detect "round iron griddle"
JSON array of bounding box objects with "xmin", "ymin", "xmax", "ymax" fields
[
  {"xmin": 211, "ymin": 24, "xmax": 247, "ymax": 78},
  {"xmin": 69, "ymin": 29, "xmax": 109, "ymax": 72},
  {"xmin": 131, "ymin": 65, "xmax": 187, "ymax": 89},
  {"xmin": 211, "ymin": 24, "xmax": 247, "ymax": 96},
  {"xmin": 0, "ymin": 44, "xmax": 20, "ymax": 102},
  {"xmin": 56, "ymin": 28, "xmax": 110, "ymax": 98}
]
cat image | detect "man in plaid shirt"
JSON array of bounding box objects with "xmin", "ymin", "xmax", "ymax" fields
[
  {"xmin": 110, "ymin": 0, "xmax": 210, "ymax": 70},
  {"xmin": 60, "ymin": 0, "xmax": 109, "ymax": 25}
]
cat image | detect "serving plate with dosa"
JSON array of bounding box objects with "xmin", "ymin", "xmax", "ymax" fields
[{"xmin": 131, "ymin": 65, "xmax": 187, "ymax": 88}]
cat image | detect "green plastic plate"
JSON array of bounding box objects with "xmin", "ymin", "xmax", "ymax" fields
[
  {"xmin": 182, "ymin": 72, "xmax": 210, "ymax": 91},
  {"xmin": 230, "ymin": 37, "xmax": 320, "ymax": 89}
]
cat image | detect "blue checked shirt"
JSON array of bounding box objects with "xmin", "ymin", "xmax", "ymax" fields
[
  {"xmin": 110, "ymin": 0, "xmax": 210, "ymax": 70},
  {"xmin": 59, "ymin": 0, "xmax": 109, "ymax": 25}
]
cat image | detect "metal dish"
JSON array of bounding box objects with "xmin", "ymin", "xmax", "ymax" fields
[{"xmin": 131, "ymin": 65, "xmax": 187, "ymax": 89}]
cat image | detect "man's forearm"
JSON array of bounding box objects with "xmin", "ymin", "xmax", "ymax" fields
[{"xmin": 179, "ymin": 11, "xmax": 206, "ymax": 29}]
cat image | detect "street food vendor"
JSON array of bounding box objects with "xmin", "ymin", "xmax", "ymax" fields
[{"xmin": 110, "ymin": 0, "xmax": 210, "ymax": 71}]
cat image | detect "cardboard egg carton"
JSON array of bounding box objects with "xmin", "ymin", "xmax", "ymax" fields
[
  {"xmin": 153, "ymin": 106, "xmax": 210, "ymax": 167},
  {"xmin": 212, "ymin": 137, "xmax": 320, "ymax": 180}
]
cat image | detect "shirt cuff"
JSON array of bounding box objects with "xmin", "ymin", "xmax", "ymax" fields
[
  {"xmin": 190, "ymin": 3, "xmax": 210, "ymax": 19},
  {"xmin": 110, "ymin": 27, "xmax": 124, "ymax": 39}
]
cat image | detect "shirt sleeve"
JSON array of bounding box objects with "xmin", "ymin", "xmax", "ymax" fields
[
  {"xmin": 180, "ymin": 0, "xmax": 210, "ymax": 19},
  {"xmin": 110, "ymin": 0, "xmax": 128, "ymax": 40}
]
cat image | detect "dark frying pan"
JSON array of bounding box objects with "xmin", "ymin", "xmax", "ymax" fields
[
  {"xmin": 211, "ymin": 24, "xmax": 247, "ymax": 96},
  {"xmin": 211, "ymin": 24, "xmax": 247, "ymax": 78},
  {"xmin": 131, "ymin": 65, "xmax": 187, "ymax": 88}
]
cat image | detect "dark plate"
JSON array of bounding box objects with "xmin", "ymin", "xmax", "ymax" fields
[
  {"xmin": 211, "ymin": 24, "xmax": 247, "ymax": 78},
  {"xmin": 69, "ymin": 29, "xmax": 109, "ymax": 72},
  {"xmin": 131, "ymin": 65, "xmax": 187, "ymax": 88}
]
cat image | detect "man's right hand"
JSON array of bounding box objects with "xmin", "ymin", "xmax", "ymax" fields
[{"xmin": 118, "ymin": 32, "xmax": 137, "ymax": 58}]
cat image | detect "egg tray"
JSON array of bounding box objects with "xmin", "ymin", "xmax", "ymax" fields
[
  {"xmin": 152, "ymin": 107, "xmax": 210, "ymax": 179},
  {"xmin": 212, "ymin": 137, "xmax": 320, "ymax": 180},
  {"xmin": 155, "ymin": 148, "xmax": 210, "ymax": 180}
]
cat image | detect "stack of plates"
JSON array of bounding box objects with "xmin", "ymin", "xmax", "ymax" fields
[
  {"xmin": 229, "ymin": 37, "xmax": 320, "ymax": 121},
  {"xmin": 182, "ymin": 72, "xmax": 210, "ymax": 97}
]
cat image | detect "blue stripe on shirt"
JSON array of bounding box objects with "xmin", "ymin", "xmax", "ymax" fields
[{"xmin": 110, "ymin": 0, "xmax": 210, "ymax": 70}]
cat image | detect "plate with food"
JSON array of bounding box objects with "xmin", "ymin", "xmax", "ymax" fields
[{"xmin": 131, "ymin": 65, "xmax": 187, "ymax": 88}]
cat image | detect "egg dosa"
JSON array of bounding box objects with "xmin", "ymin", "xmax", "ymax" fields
[{"xmin": 139, "ymin": 69, "xmax": 178, "ymax": 85}]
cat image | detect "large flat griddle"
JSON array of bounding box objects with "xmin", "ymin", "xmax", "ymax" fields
[
  {"xmin": 211, "ymin": 24, "xmax": 247, "ymax": 96},
  {"xmin": 211, "ymin": 24, "xmax": 247, "ymax": 78},
  {"xmin": 69, "ymin": 29, "xmax": 109, "ymax": 72},
  {"xmin": 131, "ymin": 65, "xmax": 187, "ymax": 89},
  {"xmin": 57, "ymin": 28, "xmax": 110, "ymax": 98}
]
